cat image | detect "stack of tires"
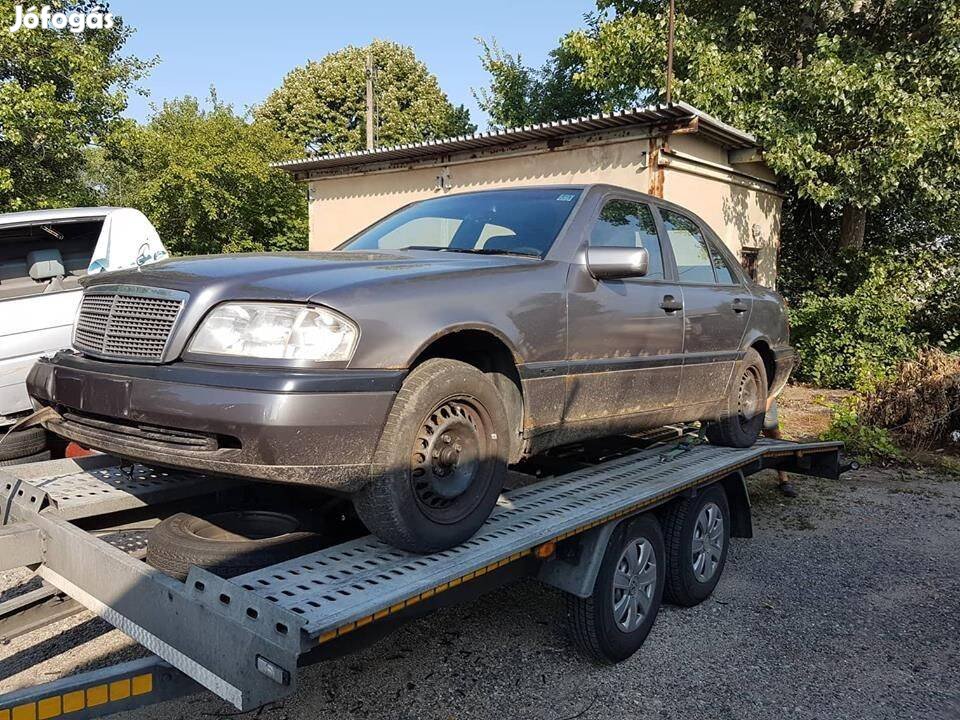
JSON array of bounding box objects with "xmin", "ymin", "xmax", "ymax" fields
[{"xmin": 0, "ymin": 427, "xmax": 50, "ymax": 466}]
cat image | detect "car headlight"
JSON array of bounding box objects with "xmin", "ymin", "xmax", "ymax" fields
[{"xmin": 187, "ymin": 303, "xmax": 359, "ymax": 362}]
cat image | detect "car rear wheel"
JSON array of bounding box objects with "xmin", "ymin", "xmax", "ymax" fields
[
  {"xmin": 706, "ymin": 347, "xmax": 768, "ymax": 448},
  {"xmin": 354, "ymin": 358, "xmax": 509, "ymax": 553}
]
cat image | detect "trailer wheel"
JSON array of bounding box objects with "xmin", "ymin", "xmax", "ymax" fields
[
  {"xmin": 662, "ymin": 484, "xmax": 730, "ymax": 606},
  {"xmin": 354, "ymin": 358, "xmax": 509, "ymax": 553},
  {"xmin": 566, "ymin": 513, "xmax": 665, "ymax": 664}
]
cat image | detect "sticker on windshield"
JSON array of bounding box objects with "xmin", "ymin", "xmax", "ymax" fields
[{"xmin": 556, "ymin": 193, "xmax": 577, "ymax": 202}]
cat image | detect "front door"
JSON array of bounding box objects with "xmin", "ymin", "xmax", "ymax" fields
[
  {"xmin": 565, "ymin": 198, "xmax": 684, "ymax": 424},
  {"xmin": 657, "ymin": 208, "xmax": 753, "ymax": 408}
]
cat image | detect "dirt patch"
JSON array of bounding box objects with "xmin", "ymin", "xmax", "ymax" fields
[{"xmin": 776, "ymin": 384, "xmax": 853, "ymax": 441}]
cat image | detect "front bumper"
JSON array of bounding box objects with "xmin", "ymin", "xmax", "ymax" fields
[{"xmin": 27, "ymin": 352, "xmax": 402, "ymax": 493}]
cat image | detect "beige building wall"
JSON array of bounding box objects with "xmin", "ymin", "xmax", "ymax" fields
[{"xmin": 305, "ymin": 130, "xmax": 782, "ymax": 284}]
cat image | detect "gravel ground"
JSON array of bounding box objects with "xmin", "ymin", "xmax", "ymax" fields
[{"xmin": 2, "ymin": 465, "xmax": 959, "ymax": 720}]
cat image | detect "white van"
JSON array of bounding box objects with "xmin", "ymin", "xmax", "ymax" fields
[{"xmin": 0, "ymin": 207, "xmax": 168, "ymax": 463}]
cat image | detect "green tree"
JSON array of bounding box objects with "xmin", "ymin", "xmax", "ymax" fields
[
  {"xmin": 257, "ymin": 40, "xmax": 475, "ymax": 154},
  {"xmin": 100, "ymin": 95, "xmax": 307, "ymax": 255},
  {"xmin": 474, "ymin": 39, "xmax": 602, "ymax": 129},
  {"xmin": 561, "ymin": 0, "xmax": 960, "ymax": 251},
  {"xmin": 0, "ymin": 0, "xmax": 150, "ymax": 211}
]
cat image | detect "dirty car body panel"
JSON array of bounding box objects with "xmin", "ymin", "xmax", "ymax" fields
[{"xmin": 27, "ymin": 185, "xmax": 795, "ymax": 492}]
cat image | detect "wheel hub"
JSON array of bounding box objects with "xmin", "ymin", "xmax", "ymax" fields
[
  {"xmin": 691, "ymin": 502, "xmax": 724, "ymax": 582},
  {"xmin": 412, "ymin": 401, "xmax": 483, "ymax": 508},
  {"xmin": 612, "ymin": 537, "xmax": 657, "ymax": 633}
]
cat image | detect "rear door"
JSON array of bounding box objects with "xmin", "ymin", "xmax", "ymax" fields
[
  {"xmin": 656, "ymin": 207, "xmax": 753, "ymax": 409},
  {"xmin": 564, "ymin": 196, "xmax": 684, "ymax": 423}
]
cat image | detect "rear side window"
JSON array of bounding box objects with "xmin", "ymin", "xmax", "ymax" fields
[
  {"xmin": 709, "ymin": 243, "xmax": 739, "ymax": 285},
  {"xmin": 590, "ymin": 200, "xmax": 665, "ymax": 280},
  {"xmin": 659, "ymin": 209, "xmax": 716, "ymax": 284}
]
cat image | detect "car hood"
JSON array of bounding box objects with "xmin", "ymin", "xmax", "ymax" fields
[{"xmin": 81, "ymin": 250, "xmax": 538, "ymax": 304}]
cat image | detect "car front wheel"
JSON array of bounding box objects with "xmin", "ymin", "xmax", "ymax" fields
[{"xmin": 354, "ymin": 358, "xmax": 509, "ymax": 553}]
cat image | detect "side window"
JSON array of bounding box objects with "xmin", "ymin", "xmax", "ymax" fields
[
  {"xmin": 659, "ymin": 209, "xmax": 716, "ymax": 284},
  {"xmin": 709, "ymin": 242, "xmax": 739, "ymax": 285},
  {"xmin": 590, "ymin": 200, "xmax": 665, "ymax": 280}
]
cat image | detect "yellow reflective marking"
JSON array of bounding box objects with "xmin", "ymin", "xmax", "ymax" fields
[
  {"xmin": 0, "ymin": 708, "xmax": 9, "ymax": 720},
  {"xmin": 131, "ymin": 673, "xmax": 153, "ymax": 697},
  {"xmin": 389, "ymin": 601, "xmax": 405, "ymax": 613},
  {"xmin": 61, "ymin": 692, "xmax": 84, "ymax": 713},
  {"xmin": 355, "ymin": 615, "xmax": 373, "ymax": 628},
  {"xmin": 109, "ymin": 679, "xmax": 130, "ymax": 701},
  {"xmin": 11, "ymin": 705, "xmax": 35, "ymax": 720},
  {"xmin": 85, "ymin": 686, "xmax": 108, "ymax": 708},
  {"xmin": 36, "ymin": 697, "xmax": 60, "ymax": 720}
]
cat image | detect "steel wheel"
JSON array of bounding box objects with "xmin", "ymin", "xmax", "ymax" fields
[
  {"xmin": 691, "ymin": 502, "xmax": 724, "ymax": 583},
  {"xmin": 612, "ymin": 537, "xmax": 658, "ymax": 632},
  {"xmin": 409, "ymin": 396, "xmax": 496, "ymax": 525},
  {"xmin": 737, "ymin": 365, "xmax": 763, "ymax": 432}
]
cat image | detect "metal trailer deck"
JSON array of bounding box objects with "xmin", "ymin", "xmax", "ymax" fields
[{"xmin": 0, "ymin": 437, "xmax": 845, "ymax": 719}]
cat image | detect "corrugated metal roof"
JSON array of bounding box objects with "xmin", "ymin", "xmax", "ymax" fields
[{"xmin": 275, "ymin": 101, "xmax": 759, "ymax": 175}]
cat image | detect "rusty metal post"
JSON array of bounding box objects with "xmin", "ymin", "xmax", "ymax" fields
[
  {"xmin": 665, "ymin": 0, "xmax": 676, "ymax": 104},
  {"xmin": 365, "ymin": 51, "xmax": 376, "ymax": 151}
]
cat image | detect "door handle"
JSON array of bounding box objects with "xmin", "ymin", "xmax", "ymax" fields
[
  {"xmin": 660, "ymin": 295, "xmax": 683, "ymax": 312},
  {"xmin": 732, "ymin": 298, "xmax": 749, "ymax": 313}
]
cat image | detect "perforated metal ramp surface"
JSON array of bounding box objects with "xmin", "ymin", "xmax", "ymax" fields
[
  {"xmin": 0, "ymin": 457, "xmax": 231, "ymax": 520},
  {"xmin": 235, "ymin": 439, "xmax": 840, "ymax": 642}
]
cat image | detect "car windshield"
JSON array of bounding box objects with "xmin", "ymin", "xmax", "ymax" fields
[{"xmin": 338, "ymin": 189, "xmax": 583, "ymax": 258}]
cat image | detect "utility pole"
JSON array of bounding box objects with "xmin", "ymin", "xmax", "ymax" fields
[
  {"xmin": 365, "ymin": 51, "xmax": 376, "ymax": 150},
  {"xmin": 665, "ymin": 0, "xmax": 675, "ymax": 104}
]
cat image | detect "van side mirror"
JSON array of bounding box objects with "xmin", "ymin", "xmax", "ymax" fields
[{"xmin": 586, "ymin": 246, "xmax": 649, "ymax": 280}]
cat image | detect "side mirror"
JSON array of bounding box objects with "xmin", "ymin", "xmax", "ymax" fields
[{"xmin": 586, "ymin": 246, "xmax": 649, "ymax": 280}]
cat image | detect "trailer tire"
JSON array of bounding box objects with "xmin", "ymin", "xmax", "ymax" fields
[
  {"xmin": 354, "ymin": 358, "xmax": 509, "ymax": 553},
  {"xmin": 566, "ymin": 513, "xmax": 665, "ymax": 664},
  {"xmin": 147, "ymin": 511, "xmax": 325, "ymax": 581},
  {"xmin": 662, "ymin": 484, "xmax": 730, "ymax": 606},
  {"xmin": 706, "ymin": 347, "xmax": 768, "ymax": 448},
  {"xmin": 0, "ymin": 427, "xmax": 47, "ymax": 461}
]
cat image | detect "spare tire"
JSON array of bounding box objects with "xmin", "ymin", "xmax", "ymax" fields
[
  {"xmin": 0, "ymin": 427, "xmax": 47, "ymax": 461},
  {"xmin": 146, "ymin": 511, "xmax": 326, "ymax": 581},
  {"xmin": 0, "ymin": 449, "xmax": 52, "ymax": 467}
]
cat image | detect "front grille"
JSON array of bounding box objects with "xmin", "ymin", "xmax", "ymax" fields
[{"xmin": 74, "ymin": 287, "xmax": 186, "ymax": 362}]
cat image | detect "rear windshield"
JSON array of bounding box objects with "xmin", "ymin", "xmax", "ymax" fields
[{"xmin": 339, "ymin": 189, "xmax": 583, "ymax": 258}]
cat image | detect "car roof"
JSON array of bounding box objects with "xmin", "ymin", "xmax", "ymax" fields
[{"xmin": 0, "ymin": 206, "xmax": 123, "ymax": 229}]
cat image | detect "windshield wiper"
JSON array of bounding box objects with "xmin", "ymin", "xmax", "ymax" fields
[{"xmin": 400, "ymin": 246, "xmax": 540, "ymax": 258}]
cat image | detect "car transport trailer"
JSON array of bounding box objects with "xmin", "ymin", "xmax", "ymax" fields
[{"xmin": 0, "ymin": 435, "xmax": 848, "ymax": 719}]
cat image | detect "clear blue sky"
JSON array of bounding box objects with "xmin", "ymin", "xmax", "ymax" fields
[{"xmin": 111, "ymin": 0, "xmax": 596, "ymax": 130}]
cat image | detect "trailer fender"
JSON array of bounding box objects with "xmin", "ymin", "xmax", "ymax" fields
[
  {"xmin": 720, "ymin": 471, "xmax": 753, "ymax": 539},
  {"xmin": 537, "ymin": 520, "xmax": 622, "ymax": 599}
]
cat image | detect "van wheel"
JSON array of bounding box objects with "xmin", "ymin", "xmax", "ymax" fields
[
  {"xmin": 662, "ymin": 484, "xmax": 730, "ymax": 606},
  {"xmin": 354, "ymin": 358, "xmax": 509, "ymax": 553},
  {"xmin": 706, "ymin": 347, "xmax": 768, "ymax": 448},
  {"xmin": 566, "ymin": 514, "xmax": 665, "ymax": 664}
]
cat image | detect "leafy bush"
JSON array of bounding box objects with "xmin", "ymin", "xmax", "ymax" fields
[
  {"xmin": 790, "ymin": 259, "xmax": 922, "ymax": 391},
  {"xmin": 822, "ymin": 397, "xmax": 903, "ymax": 462}
]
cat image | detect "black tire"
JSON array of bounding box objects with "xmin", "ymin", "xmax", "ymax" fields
[
  {"xmin": 0, "ymin": 426, "xmax": 47, "ymax": 461},
  {"xmin": 354, "ymin": 358, "xmax": 509, "ymax": 553},
  {"xmin": 146, "ymin": 511, "xmax": 326, "ymax": 581},
  {"xmin": 706, "ymin": 347, "xmax": 768, "ymax": 447},
  {"xmin": 0, "ymin": 449, "xmax": 52, "ymax": 466},
  {"xmin": 662, "ymin": 484, "xmax": 731, "ymax": 606},
  {"xmin": 566, "ymin": 513, "xmax": 666, "ymax": 664}
]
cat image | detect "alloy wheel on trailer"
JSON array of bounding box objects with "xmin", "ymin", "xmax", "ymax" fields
[
  {"xmin": 663, "ymin": 484, "xmax": 731, "ymax": 606},
  {"xmin": 567, "ymin": 513, "xmax": 665, "ymax": 664},
  {"xmin": 612, "ymin": 536, "xmax": 658, "ymax": 632},
  {"xmin": 691, "ymin": 501, "xmax": 724, "ymax": 583}
]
